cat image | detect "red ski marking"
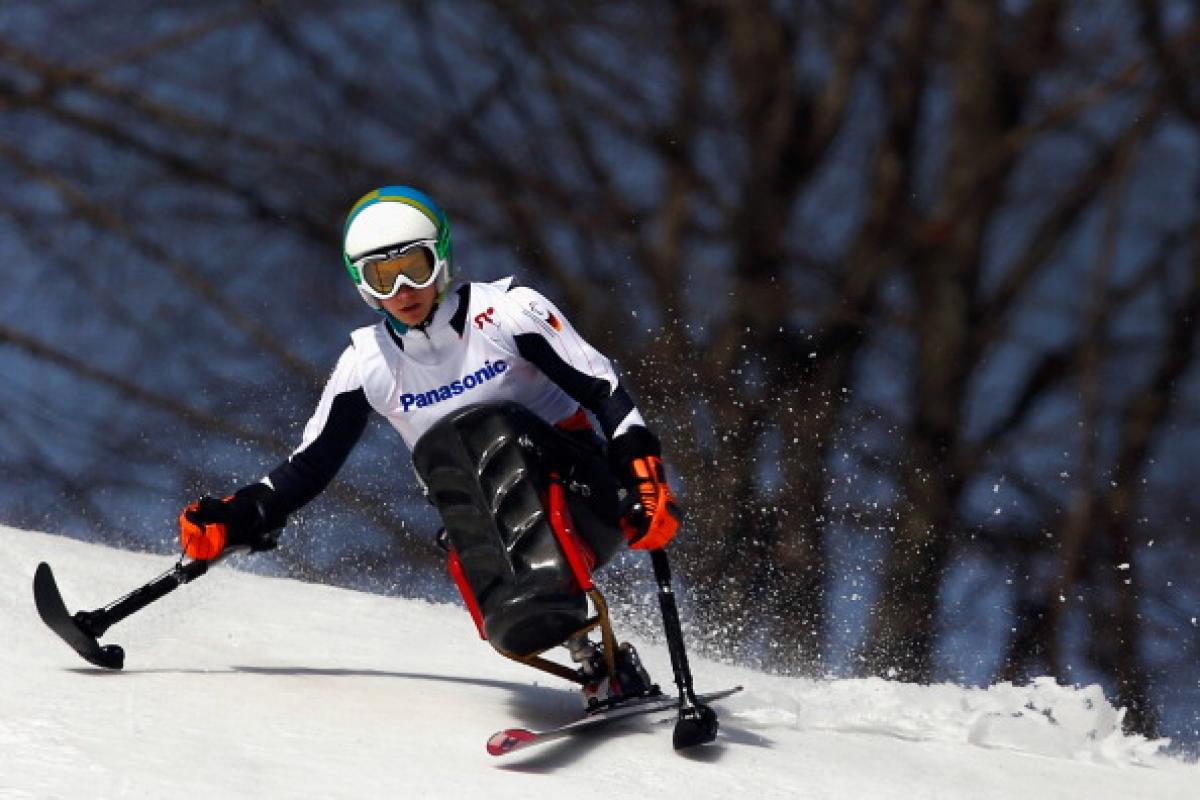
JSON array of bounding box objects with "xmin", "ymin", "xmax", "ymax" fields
[{"xmin": 487, "ymin": 728, "xmax": 537, "ymax": 756}]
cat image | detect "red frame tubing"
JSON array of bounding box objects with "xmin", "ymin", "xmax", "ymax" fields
[
  {"xmin": 446, "ymin": 473, "xmax": 596, "ymax": 640},
  {"xmin": 447, "ymin": 548, "xmax": 487, "ymax": 640},
  {"xmin": 545, "ymin": 473, "xmax": 596, "ymax": 592}
]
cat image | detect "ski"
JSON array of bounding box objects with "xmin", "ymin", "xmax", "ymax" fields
[
  {"xmin": 33, "ymin": 562, "xmax": 125, "ymax": 670},
  {"xmin": 486, "ymin": 685, "xmax": 742, "ymax": 756}
]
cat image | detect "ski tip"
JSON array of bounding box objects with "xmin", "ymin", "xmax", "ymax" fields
[
  {"xmin": 32, "ymin": 563, "xmax": 64, "ymax": 618},
  {"xmin": 34, "ymin": 561, "xmax": 54, "ymax": 584},
  {"xmin": 486, "ymin": 728, "xmax": 537, "ymax": 756}
]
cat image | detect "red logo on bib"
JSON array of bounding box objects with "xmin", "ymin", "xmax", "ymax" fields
[{"xmin": 474, "ymin": 307, "xmax": 496, "ymax": 329}]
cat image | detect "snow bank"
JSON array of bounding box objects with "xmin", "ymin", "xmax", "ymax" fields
[{"xmin": 731, "ymin": 676, "xmax": 1169, "ymax": 766}]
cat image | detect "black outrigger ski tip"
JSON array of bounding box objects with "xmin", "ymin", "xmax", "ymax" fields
[
  {"xmin": 33, "ymin": 562, "xmax": 125, "ymax": 670},
  {"xmin": 672, "ymin": 702, "xmax": 719, "ymax": 750}
]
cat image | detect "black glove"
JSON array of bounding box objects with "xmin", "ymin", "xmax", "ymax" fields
[
  {"xmin": 179, "ymin": 483, "xmax": 286, "ymax": 560},
  {"xmin": 608, "ymin": 427, "xmax": 682, "ymax": 551}
]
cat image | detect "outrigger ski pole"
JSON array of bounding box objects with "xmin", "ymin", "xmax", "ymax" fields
[
  {"xmin": 649, "ymin": 548, "xmax": 720, "ymax": 749},
  {"xmin": 33, "ymin": 546, "xmax": 246, "ymax": 669}
]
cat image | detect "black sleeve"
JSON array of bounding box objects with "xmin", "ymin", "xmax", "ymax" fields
[
  {"xmin": 514, "ymin": 332, "xmax": 637, "ymax": 439},
  {"xmin": 266, "ymin": 388, "xmax": 371, "ymax": 514}
]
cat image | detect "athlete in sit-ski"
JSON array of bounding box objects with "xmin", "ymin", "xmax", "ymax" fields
[{"xmin": 179, "ymin": 185, "xmax": 683, "ymax": 707}]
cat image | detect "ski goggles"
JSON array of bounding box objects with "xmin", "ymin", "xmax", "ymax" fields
[{"xmin": 351, "ymin": 241, "xmax": 442, "ymax": 299}]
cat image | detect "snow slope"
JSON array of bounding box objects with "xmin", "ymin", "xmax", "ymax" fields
[{"xmin": 2, "ymin": 526, "xmax": 1196, "ymax": 799}]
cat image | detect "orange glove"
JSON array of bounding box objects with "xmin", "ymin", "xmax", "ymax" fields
[
  {"xmin": 179, "ymin": 484, "xmax": 284, "ymax": 560},
  {"xmin": 179, "ymin": 498, "xmax": 230, "ymax": 560},
  {"xmin": 609, "ymin": 428, "xmax": 682, "ymax": 551}
]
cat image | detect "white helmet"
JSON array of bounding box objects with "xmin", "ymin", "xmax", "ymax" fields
[{"xmin": 342, "ymin": 186, "xmax": 454, "ymax": 309}]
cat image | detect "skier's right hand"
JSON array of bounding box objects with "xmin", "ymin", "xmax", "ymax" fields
[{"xmin": 179, "ymin": 483, "xmax": 285, "ymax": 560}]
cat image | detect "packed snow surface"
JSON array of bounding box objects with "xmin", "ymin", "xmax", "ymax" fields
[{"xmin": 2, "ymin": 526, "xmax": 1196, "ymax": 799}]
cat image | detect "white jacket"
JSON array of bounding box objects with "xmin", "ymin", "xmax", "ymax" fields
[{"xmin": 263, "ymin": 278, "xmax": 645, "ymax": 512}]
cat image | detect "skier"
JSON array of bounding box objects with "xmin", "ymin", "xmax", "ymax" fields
[{"xmin": 179, "ymin": 185, "xmax": 682, "ymax": 708}]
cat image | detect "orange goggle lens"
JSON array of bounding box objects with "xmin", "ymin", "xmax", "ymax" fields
[{"xmin": 355, "ymin": 242, "xmax": 439, "ymax": 298}]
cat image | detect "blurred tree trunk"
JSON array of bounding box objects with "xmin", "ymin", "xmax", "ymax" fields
[
  {"xmin": 860, "ymin": 0, "xmax": 1016, "ymax": 679},
  {"xmin": 1097, "ymin": 239, "xmax": 1200, "ymax": 736},
  {"xmin": 997, "ymin": 111, "xmax": 1149, "ymax": 683}
]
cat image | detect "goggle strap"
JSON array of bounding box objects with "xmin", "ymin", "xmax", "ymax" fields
[{"xmin": 353, "ymin": 239, "xmax": 436, "ymax": 266}]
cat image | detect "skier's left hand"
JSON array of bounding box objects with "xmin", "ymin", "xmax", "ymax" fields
[{"xmin": 609, "ymin": 427, "xmax": 682, "ymax": 551}]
